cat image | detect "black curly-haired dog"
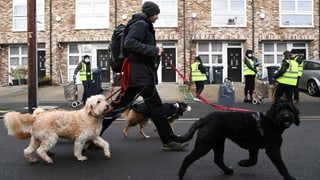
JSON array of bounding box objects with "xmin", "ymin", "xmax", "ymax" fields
[
  {"xmin": 172, "ymin": 102, "xmax": 300, "ymax": 180},
  {"xmin": 122, "ymin": 102, "xmax": 191, "ymax": 138}
]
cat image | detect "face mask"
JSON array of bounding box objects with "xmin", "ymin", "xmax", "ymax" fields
[
  {"xmin": 84, "ymin": 58, "xmax": 90, "ymax": 63},
  {"xmin": 247, "ymin": 54, "xmax": 252, "ymax": 57}
]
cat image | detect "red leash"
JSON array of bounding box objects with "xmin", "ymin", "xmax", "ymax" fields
[{"xmin": 164, "ymin": 56, "xmax": 250, "ymax": 112}]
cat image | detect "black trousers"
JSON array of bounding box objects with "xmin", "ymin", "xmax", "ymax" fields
[
  {"xmin": 82, "ymin": 80, "xmax": 90, "ymax": 103},
  {"xmin": 102, "ymin": 85, "xmax": 174, "ymax": 144},
  {"xmin": 195, "ymin": 81, "xmax": 205, "ymax": 97},
  {"xmin": 274, "ymin": 83, "xmax": 294, "ymax": 103},
  {"xmin": 244, "ymin": 75, "xmax": 255, "ymax": 97},
  {"xmin": 293, "ymin": 77, "xmax": 300, "ymax": 100}
]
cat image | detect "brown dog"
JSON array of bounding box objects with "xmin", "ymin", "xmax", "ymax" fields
[
  {"xmin": 122, "ymin": 102, "xmax": 191, "ymax": 138},
  {"xmin": 3, "ymin": 94, "xmax": 112, "ymax": 164}
]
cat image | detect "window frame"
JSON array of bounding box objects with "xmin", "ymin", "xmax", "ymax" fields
[
  {"xmin": 211, "ymin": 0, "xmax": 247, "ymax": 27},
  {"xmin": 279, "ymin": 0, "xmax": 313, "ymax": 27},
  {"xmin": 12, "ymin": 0, "xmax": 44, "ymax": 31},
  {"xmin": 142, "ymin": 0, "xmax": 178, "ymax": 27},
  {"xmin": 75, "ymin": 0, "xmax": 109, "ymax": 29}
]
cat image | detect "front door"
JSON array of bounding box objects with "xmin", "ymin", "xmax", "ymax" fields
[
  {"xmin": 227, "ymin": 48, "xmax": 242, "ymax": 82},
  {"xmin": 97, "ymin": 49, "xmax": 110, "ymax": 82},
  {"xmin": 38, "ymin": 50, "xmax": 46, "ymax": 79},
  {"xmin": 161, "ymin": 48, "xmax": 176, "ymax": 82}
]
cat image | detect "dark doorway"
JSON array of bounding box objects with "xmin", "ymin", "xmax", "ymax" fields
[
  {"xmin": 291, "ymin": 49, "xmax": 306, "ymax": 60},
  {"xmin": 227, "ymin": 48, "xmax": 242, "ymax": 82},
  {"xmin": 161, "ymin": 48, "xmax": 176, "ymax": 82},
  {"xmin": 97, "ymin": 49, "xmax": 110, "ymax": 82},
  {"xmin": 38, "ymin": 50, "xmax": 46, "ymax": 78}
]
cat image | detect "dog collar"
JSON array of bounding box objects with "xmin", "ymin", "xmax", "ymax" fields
[{"xmin": 252, "ymin": 112, "xmax": 264, "ymax": 136}]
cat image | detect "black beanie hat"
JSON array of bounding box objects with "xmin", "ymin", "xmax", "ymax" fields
[
  {"xmin": 142, "ymin": 1, "xmax": 160, "ymax": 17},
  {"xmin": 195, "ymin": 56, "xmax": 202, "ymax": 61}
]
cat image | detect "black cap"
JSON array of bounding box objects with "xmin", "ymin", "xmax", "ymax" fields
[
  {"xmin": 195, "ymin": 56, "xmax": 202, "ymax": 61},
  {"xmin": 142, "ymin": 1, "xmax": 160, "ymax": 17}
]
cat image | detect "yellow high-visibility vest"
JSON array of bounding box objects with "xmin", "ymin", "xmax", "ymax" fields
[
  {"xmin": 79, "ymin": 62, "xmax": 92, "ymax": 81},
  {"xmin": 191, "ymin": 62, "xmax": 207, "ymax": 81},
  {"xmin": 243, "ymin": 58, "xmax": 256, "ymax": 76},
  {"xmin": 276, "ymin": 60, "xmax": 299, "ymax": 86}
]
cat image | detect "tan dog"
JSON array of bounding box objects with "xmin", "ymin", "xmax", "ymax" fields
[
  {"xmin": 3, "ymin": 94, "xmax": 111, "ymax": 164},
  {"xmin": 122, "ymin": 102, "xmax": 191, "ymax": 138}
]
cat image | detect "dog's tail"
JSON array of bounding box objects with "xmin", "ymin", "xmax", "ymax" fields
[
  {"xmin": 171, "ymin": 117, "xmax": 205, "ymax": 143},
  {"xmin": 3, "ymin": 111, "xmax": 38, "ymax": 140}
]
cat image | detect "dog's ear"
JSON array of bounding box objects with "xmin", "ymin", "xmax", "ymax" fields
[{"xmin": 290, "ymin": 103, "xmax": 300, "ymax": 126}]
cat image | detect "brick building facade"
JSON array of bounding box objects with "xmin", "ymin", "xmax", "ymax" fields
[{"xmin": 0, "ymin": 0, "xmax": 319, "ymax": 86}]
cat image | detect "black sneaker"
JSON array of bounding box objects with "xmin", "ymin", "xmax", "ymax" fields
[{"xmin": 162, "ymin": 141, "xmax": 188, "ymax": 151}]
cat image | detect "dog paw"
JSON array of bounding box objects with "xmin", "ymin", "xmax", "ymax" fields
[
  {"xmin": 223, "ymin": 168, "xmax": 234, "ymax": 175},
  {"xmin": 284, "ymin": 175, "xmax": 296, "ymax": 180},
  {"xmin": 104, "ymin": 151, "xmax": 111, "ymax": 158},
  {"xmin": 45, "ymin": 159, "xmax": 53, "ymax": 164},
  {"xmin": 143, "ymin": 135, "xmax": 150, "ymax": 139},
  {"xmin": 238, "ymin": 159, "xmax": 257, "ymax": 167},
  {"xmin": 77, "ymin": 156, "xmax": 88, "ymax": 161}
]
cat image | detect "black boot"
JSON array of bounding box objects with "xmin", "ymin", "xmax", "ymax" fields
[{"xmin": 243, "ymin": 95, "xmax": 250, "ymax": 103}]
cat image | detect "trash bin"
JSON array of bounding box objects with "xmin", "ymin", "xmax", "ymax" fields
[
  {"xmin": 267, "ymin": 66, "xmax": 279, "ymax": 85},
  {"xmin": 212, "ymin": 66, "xmax": 223, "ymax": 84},
  {"xmin": 90, "ymin": 68, "xmax": 104, "ymax": 95},
  {"xmin": 204, "ymin": 66, "xmax": 210, "ymax": 84}
]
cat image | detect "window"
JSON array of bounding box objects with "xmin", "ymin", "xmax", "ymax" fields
[
  {"xmin": 143, "ymin": 0, "xmax": 178, "ymax": 27},
  {"xmin": 304, "ymin": 62, "xmax": 320, "ymax": 70},
  {"xmin": 13, "ymin": 0, "xmax": 44, "ymax": 31},
  {"xmin": 280, "ymin": 0, "xmax": 313, "ymax": 27},
  {"xmin": 76, "ymin": 0, "xmax": 109, "ymax": 29},
  {"xmin": 212, "ymin": 0, "xmax": 246, "ymax": 27},
  {"xmin": 9, "ymin": 45, "xmax": 28, "ymax": 80},
  {"xmin": 197, "ymin": 42, "xmax": 223, "ymax": 64},
  {"xmin": 263, "ymin": 42, "xmax": 287, "ymax": 64}
]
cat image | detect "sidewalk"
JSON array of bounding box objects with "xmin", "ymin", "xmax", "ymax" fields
[{"xmin": 0, "ymin": 82, "xmax": 319, "ymax": 103}]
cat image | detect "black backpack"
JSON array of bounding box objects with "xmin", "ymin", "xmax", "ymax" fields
[{"xmin": 110, "ymin": 24, "xmax": 128, "ymax": 73}]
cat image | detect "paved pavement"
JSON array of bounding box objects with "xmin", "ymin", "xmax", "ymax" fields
[
  {"xmin": 0, "ymin": 82, "xmax": 319, "ymax": 111},
  {"xmin": 1, "ymin": 82, "xmax": 319, "ymax": 103}
]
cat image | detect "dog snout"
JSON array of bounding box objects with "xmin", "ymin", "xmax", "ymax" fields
[{"xmin": 104, "ymin": 105, "xmax": 114, "ymax": 116}]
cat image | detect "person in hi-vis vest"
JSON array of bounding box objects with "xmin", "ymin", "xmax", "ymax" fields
[
  {"xmin": 191, "ymin": 56, "xmax": 207, "ymax": 102},
  {"xmin": 243, "ymin": 49, "xmax": 258, "ymax": 103},
  {"xmin": 73, "ymin": 55, "xmax": 93, "ymax": 104},
  {"xmin": 273, "ymin": 51, "xmax": 299, "ymax": 103}
]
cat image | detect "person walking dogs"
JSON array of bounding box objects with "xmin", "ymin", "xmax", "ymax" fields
[
  {"xmin": 73, "ymin": 55, "xmax": 92, "ymax": 104},
  {"xmin": 273, "ymin": 50, "xmax": 299, "ymax": 103},
  {"xmin": 191, "ymin": 56, "xmax": 207, "ymax": 102},
  {"xmin": 101, "ymin": 1, "xmax": 188, "ymax": 151},
  {"xmin": 243, "ymin": 49, "xmax": 258, "ymax": 103}
]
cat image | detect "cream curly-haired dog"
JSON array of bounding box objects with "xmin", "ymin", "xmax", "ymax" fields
[{"xmin": 4, "ymin": 94, "xmax": 111, "ymax": 164}]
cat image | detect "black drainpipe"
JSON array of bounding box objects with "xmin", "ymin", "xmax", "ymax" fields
[
  {"xmin": 115, "ymin": 0, "xmax": 117, "ymax": 27},
  {"xmin": 252, "ymin": 0, "xmax": 255, "ymax": 52}
]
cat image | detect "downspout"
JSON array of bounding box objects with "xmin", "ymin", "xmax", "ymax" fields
[
  {"xmin": 183, "ymin": 0, "xmax": 186, "ymax": 79},
  {"xmin": 252, "ymin": 0, "xmax": 255, "ymax": 51},
  {"xmin": 115, "ymin": 0, "xmax": 117, "ymax": 27},
  {"xmin": 49, "ymin": 0, "xmax": 52, "ymax": 85}
]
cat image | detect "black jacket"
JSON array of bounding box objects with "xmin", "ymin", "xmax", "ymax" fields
[
  {"xmin": 273, "ymin": 59, "xmax": 289, "ymax": 79},
  {"xmin": 124, "ymin": 13, "xmax": 160, "ymax": 87}
]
